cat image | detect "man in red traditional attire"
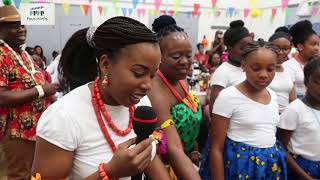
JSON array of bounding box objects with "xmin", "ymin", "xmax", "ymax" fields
[{"xmin": 0, "ymin": 4, "xmax": 59, "ymax": 179}]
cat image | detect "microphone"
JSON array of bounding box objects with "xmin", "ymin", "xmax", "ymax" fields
[
  {"xmin": 132, "ymin": 106, "xmax": 158, "ymax": 144},
  {"xmin": 131, "ymin": 106, "xmax": 158, "ymax": 180}
]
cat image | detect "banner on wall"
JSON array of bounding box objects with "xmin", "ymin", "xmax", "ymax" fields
[{"xmin": 19, "ymin": 3, "xmax": 55, "ymax": 25}]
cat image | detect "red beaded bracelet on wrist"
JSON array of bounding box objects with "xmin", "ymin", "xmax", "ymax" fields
[{"xmin": 98, "ymin": 164, "xmax": 110, "ymax": 180}]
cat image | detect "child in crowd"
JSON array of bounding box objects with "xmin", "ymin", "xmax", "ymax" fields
[
  {"xmin": 268, "ymin": 29, "xmax": 296, "ymax": 113},
  {"xmin": 209, "ymin": 40, "xmax": 287, "ymax": 180},
  {"xmin": 278, "ymin": 59, "xmax": 320, "ymax": 179}
]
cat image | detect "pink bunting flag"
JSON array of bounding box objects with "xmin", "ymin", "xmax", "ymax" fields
[
  {"xmin": 211, "ymin": 0, "xmax": 218, "ymax": 8},
  {"xmin": 281, "ymin": 0, "xmax": 290, "ymax": 10},
  {"xmin": 154, "ymin": 0, "xmax": 162, "ymax": 10},
  {"xmin": 243, "ymin": 8, "xmax": 250, "ymax": 18},
  {"xmin": 168, "ymin": 10, "xmax": 175, "ymax": 16},
  {"xmin": 192, "ymin": 3, "xmax": 200, "ymax": 17},
  {"xmin": 137, "ymin": 8, "xmax": 146, "ymax": 17},
  {"xmin": 215, "ymin": 11, "xmax": 221, "ymax": 17},
  {"xmin": 98, "ymin": 6, "xmax": 104, "ymax": 16},
  {"xmin": 271, "ymin": 8, "xmax": 277, "ymax": 19},
  {"xmin": 312, "ymin": 6, "xmax": 319, "ymax": 16}
]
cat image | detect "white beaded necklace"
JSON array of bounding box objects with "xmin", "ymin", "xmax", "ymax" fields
[{"xmin": 0, "ymin": 39, "xmax": 39, "ymax": 83}]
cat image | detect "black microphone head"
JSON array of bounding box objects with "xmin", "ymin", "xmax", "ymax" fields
[{"xmin": 132, "ymin": 106, "xmax": 157, "ymax": 144}]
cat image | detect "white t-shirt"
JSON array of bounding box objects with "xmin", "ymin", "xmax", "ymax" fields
[
  {"xmin": 209, "ymin": 62, "xmax": 245, "ymax": 88},
  {"xmin": 283, "ymin": 57, "xmax": 305, "ymax": 98},
  {"xmin": 37, "ymin": 84, "xmax": 136, "ymax": 179},
  {"xmin": 212, "ymin": 86, "xmax": 280, "ymax": 148},
  {"xmin": 278, "ymin": 99, "xmax": 320, "ymax": 161},
  {"xmin": 268, "ymin": 69, "xmax": 294, "ymax": 112}
]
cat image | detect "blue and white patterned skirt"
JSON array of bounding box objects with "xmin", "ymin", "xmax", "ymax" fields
[
  {"xmin": 200, "ymin": 137, "xmax": 287, "ymax": 180},
  {"xmin": 288, "ymin": 154, "xmax": 320, "ymax": 179}
]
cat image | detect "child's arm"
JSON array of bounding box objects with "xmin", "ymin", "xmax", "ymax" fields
[
  {"xmin": 210, "ymin": 114, "xmax": 230, "ymax": 180},
  {"xmin": 277, "ymin": 128, "xmax": 314, "ymax": 180}
]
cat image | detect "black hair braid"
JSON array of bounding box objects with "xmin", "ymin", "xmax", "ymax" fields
[
  {"xmin": 242, "ymin": 39, "xmax": 279, "ymax": 58},
  {"xmin": 58, "ymin": 16, "xmax": 159, "ymax": 94},
  {"xmin": 58, "ymin": 28, "xmax": 98, "ymax": 93},
  {"xmin": 152, "ymin": 15, "xmax": 184, "ymax": 39}
]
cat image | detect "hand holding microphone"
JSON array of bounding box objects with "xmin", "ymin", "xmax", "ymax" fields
[{"xmin": 131, "ymin": 106, "xmax": 158, "ymax": 180}]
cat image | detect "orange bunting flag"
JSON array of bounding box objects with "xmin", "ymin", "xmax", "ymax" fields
[{"xmin": 80, "ymin": 4, "xmax": 90, "ymax": 16}]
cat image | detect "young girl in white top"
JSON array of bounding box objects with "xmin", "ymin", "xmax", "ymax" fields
[
  {"xmin": 283, "ymin": 20, "xmax": 320, "ymax": 99},
  {"xmin": 278, "ymin": 59, "xmax": 320, "ymax": 179},
  {"xmin": 268, "ymin": 29, "xmax": 296, "ymax": 113},
  {"xmin": 209, "ymin": 40, "xmax": 287, "ymax": 180}
]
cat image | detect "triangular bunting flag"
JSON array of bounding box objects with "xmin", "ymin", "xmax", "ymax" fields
[
  {"xmin": 80, "ymin": 5, "xmax": 90, "ymax": 16},
  {"xmin": 243, "ymin": 8, "xmax": 250, "ymax": 18},
  {"xmin": 62, "ymin": 3, "xmax": 70, "ymax": 15},
  {"xmin": 312, "ymin": 6, "xmax": 319, "ymax": 16},
  {"xmin": 285, "ymin": 8, "xmax": 290, "ymax": 18},
  {"xmin": 160, "ymin": 10, "xmax": 166, "ymax": 15},
  {"xmin": 282, "ymin": 0, "xmax": 290, "ymax": 10},
  {"xmin": 98, "ymin": 6, "xmax": 104, "ymax": 16},
  {"xmin": 88, "ymin": 0, "xmax": 93, "ymax": 4},
  {"xmin": 121, "ymin": 7, "xmax": 127, "ymax": 16},
  {"xmin": 227, "ymin": 7, "xmax": 235, "ymax": 17},
  {"xmin": 211, "ymin": 0, "xmax": 218, "ymax": 8},
  {"xmin": 111, "ymin": 0, "xmax": 118, "ymax": 6},
  {"xmin": 103, "ymin": 6, "xmax": 108, "ymax": 16},
  {"xmin": 168, "ymin": 10, "xmax": 175, "ymax": 16},
  {"xmin": 114, "ymin": 7, "xmax": 119, "ymax": 15},
  {"xmin": 132, "ymin": 0, "xmax": 139, "ymax": 9},
  {"xmin": 271, "ymin": 8, "xmax": 277, "ymax": 19},
  {"xmin": 13, "ymin": 0, "xmax": 22, "ymax": 9},
  {"xmin": 137, "ymin": 8, "xmax": 146, "ymax": 17},
  {"xmin": 154, "ymin": 0, "xmax": 162, "ymax": 10},
  {"xmin": 215, "ymin": 10, "xmax": 221, "ymax": 17},
  {"xmin": 128, "ymin": 8, "xmax": 133, "ymax": 16}
]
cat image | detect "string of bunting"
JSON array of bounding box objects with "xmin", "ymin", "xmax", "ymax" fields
[{"xmin": 7, "ymin": 0, "xmax": 320, "ymax": 21}]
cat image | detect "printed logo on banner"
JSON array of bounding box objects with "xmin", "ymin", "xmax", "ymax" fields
[
  {"xmin": 20, "ymin": 3, "xmax": 55, "ymax": 25},
  {"xmin": 28, "ymin": 6, "xmax": 47, "ymax": 21}
]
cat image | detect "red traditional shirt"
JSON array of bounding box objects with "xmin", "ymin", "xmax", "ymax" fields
[{"xmin": 0, "ymin": 45, "xmax": 51, "ymax": 141}]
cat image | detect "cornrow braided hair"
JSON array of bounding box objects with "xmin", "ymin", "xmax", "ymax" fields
[
  {"xmin": 242, "ymin": 39, "xmax": 279, "ymax": 59},
  {"xmin": 58, "ymin": 16, "xmax": 159, "ymax": 93}
]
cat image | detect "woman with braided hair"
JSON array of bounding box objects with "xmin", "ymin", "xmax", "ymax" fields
[
  {"xmin": 31, "ymin": 17, "xmax": 170, "ymax": 180},
  {"xmin": 203, "ymin": 40, "xmax": 287, "ymax": 180},
  {"xmin": 145, "ymin": 15, "xmax": 201, "ymax": 180}
]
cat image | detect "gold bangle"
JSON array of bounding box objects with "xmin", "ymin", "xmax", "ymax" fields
[{"xmin": 160, "ymin": 118, "xmax": 174, "ymax": 129}]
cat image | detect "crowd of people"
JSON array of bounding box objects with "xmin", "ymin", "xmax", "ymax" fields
[{"xmin": 0, "ymin": 3, "xmax": 319, "ymax": 180}]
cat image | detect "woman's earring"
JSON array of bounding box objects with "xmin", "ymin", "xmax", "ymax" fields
[{"xmin": 102, "ymin": 73, "xmax": 109, "ymax": 87}]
